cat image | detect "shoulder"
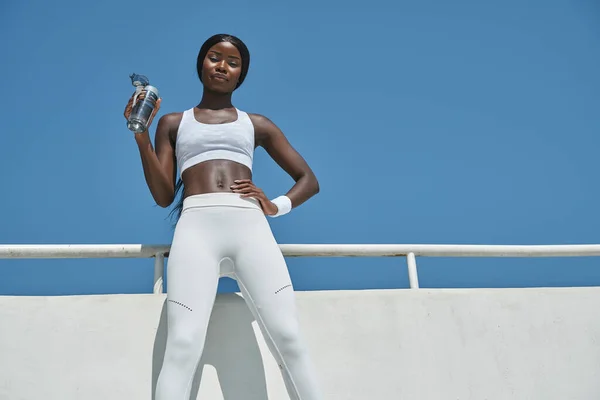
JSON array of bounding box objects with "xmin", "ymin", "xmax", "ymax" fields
[
  {"xmin": 158, "ymin": 111, "xmax": 184, "ymax": 127},
  {"xmin": 247, "ymin": 113, "xmax": 284, "ymax": 146},
  {"xmin": 156, "ymin": 111, "xmax": 185, "ymax": 143},
  {"xmin": 247, "ymin": 112, "xmax": 272, "ymax": 127}
]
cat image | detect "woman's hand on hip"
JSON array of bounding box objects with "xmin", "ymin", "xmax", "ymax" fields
[{"xmin": 231, "ymin": 179, "xmax": 278, "ymax": 216}]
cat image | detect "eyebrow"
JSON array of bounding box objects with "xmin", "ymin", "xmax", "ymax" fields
[{"xmin": 208, "ymin": 50, "xmax": 241, "ymax": 60}]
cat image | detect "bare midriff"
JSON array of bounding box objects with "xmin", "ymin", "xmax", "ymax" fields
[{"xmin": 180, "ymin": 159, "xmax": 252, "ymax": 198}]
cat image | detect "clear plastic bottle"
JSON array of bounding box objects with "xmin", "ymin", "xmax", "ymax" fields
[{"xmin": 127, "ymin": 73, "xmax": 160, "ymax": 133}]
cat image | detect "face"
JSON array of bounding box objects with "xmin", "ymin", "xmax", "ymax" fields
[{"xmin": 201, "ymin": 41, "xmax": 243, "ymax": 93}]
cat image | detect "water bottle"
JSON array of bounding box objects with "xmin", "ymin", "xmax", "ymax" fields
[{"xmin": 127, "ymin": 73, "xmax": 160, "ymax": 133}]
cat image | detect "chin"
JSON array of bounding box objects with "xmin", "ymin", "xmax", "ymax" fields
[{"xmin": 207, "ymin": 83, "xmax": 235, "ymax": 94}]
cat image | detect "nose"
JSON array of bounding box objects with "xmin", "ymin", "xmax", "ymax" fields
[{"xmin": 215, "ymin": 60, "xmax": 227, "ymax": 74}]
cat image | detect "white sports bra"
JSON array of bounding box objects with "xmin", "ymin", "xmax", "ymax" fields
[{"xmin": 175, "ymin": 107, "xmax": 255, "ymax": 177}]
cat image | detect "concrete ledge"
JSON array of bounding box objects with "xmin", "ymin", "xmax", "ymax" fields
[{"xmin": 1, "ymin": 287, "xmax": 600, "ymax": 399}]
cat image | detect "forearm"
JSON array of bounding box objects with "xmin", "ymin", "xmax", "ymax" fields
[
  {"xmin": 134, "ymin": 132, "xmax": 175, "ymax": 207},
  {"xmin": 283, "ymin": 171, "xmax": 320, "ymax": 209}
]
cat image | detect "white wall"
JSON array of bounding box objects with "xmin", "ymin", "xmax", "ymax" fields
[{"xmin": 1, "ymin": 287, "xmax": 600, "ymax": 400}]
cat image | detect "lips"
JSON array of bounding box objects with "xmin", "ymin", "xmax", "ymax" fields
[{"xmin": 211, "ymin": 73, "xmax": 228, "ymax": 81}]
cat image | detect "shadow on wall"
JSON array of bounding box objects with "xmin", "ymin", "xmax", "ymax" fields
[{"xmin": 151, "ymin": 293, "xmax": 269, "ymax": 399}]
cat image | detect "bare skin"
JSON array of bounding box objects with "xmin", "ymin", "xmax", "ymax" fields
[{"xmin": 124, "ymin": 41, "xmax": 319, "ymax": 215}]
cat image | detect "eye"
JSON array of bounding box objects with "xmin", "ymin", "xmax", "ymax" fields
[
  {"xmin": 229, "ymin": 61, "xmax": 238, "ymax": 67},
  {"xmin": 209, "ymin": 56, "xmax": 219, "ymax": 62}
]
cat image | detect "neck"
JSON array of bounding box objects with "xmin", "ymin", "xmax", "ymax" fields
[{"xmin": 197, "ymin": 88, "xmax": 234, "ymax": 110}]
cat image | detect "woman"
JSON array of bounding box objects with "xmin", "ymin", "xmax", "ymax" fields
[{"xmin": 124, "ymin": 34, "xmax": 323, "ymax": 399}]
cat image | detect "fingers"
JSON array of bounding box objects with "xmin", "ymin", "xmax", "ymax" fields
[
  {"xmin": 231, "ymin": 182, "xmax": 261, "ymax": 193},
  {"xmin": 239, "ymin": 190, "xmax": 260, "ymax": 197},
  {"xmin": 229, "ymin": 180, "xmax": 273, "ymax": 215},
  {"xmin": 123, "ymin": 96, "xmax": 134, "ymax": 119},
  {"xmin": 123, "ymin": 90, "xmax": 146, "ymax": 119},
  {"xmin": 240, "ymin": 192, "xmax": 263, "ymax": 199},
  {"xmin": 232, "ymin": 185, "xmax": 257, "ymax": 195},
  {"xmin": 231, "ymin": 182, "xmax": 253, "ymax": 190},
  {"xmin": 231, "ymin": 181, "xmax": 267, "ymax": 200},
  {"xmin": 124, "ymin": 91, "xmax": 162, "ymax": 130}
]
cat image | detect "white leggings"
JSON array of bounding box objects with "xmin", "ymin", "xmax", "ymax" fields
[{"xmin": 155, "ymin": 193, "xmax": 322, "ymax": 400}]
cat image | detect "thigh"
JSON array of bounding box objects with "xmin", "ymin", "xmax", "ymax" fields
[
  {"xmin": 165, "ymin": 210, "xmax": 221, "ymax": 336},
  {"xmin": 233, "ymin": 215, "xmax": 299, "ymax": 333}
]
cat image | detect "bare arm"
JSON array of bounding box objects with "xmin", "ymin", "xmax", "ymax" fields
[
  {"xmin": 133, "ymin": 112, "xmax": 180, "ymax": 208},
  {"xmin": 250, "ymin": 113, "xmax": 320, "ymax": 208}
]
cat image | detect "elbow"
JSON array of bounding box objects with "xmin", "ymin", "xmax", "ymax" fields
[
  {"xmin": 155, "ymin": 193, "xmax": 175, "ymax": 208},
  {"xmin": 309, "ymin": 172, "xmax": 320, "ymax": 196},
  {"xmin": 313, "ymin": 179, "xmax": 320, "ymax": 196}
]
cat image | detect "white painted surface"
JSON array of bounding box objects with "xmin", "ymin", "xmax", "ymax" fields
[{"xmin": 1, "ymin": 287, "xmax": 600, "ymax": 399}]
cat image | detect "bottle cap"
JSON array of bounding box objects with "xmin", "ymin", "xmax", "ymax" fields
[{"xmin": 130, "ymin": 73, "xmax": 149, "ymax": 87}]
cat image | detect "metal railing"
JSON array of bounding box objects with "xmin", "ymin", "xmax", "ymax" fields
[{"xmin": 2, "ymin": 243, "xmax": 600, "ymax": 294}]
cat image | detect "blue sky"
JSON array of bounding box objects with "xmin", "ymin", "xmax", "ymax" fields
[{"xmin": 1, "ymin": 0, "xmax": 599, "ymax": 295}]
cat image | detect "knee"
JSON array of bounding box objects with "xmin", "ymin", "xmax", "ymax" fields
[
  {"xmin": 269, "ymin": 319, "xmax": 307, "ymax": 359},
  {"xmin": 164, "ymin": 328, "xmax": 206, "ymax": 366}
]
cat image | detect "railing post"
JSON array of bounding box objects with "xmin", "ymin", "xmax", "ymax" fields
[
  {"xmin": 153, "ymin": 252, "xmax": 165, "ymax": 294},
  {"xmin": 406, "ymin": 252, "xmax": 419, "ymax": 289}
]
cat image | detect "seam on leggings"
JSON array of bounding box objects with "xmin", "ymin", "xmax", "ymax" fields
[
  {"xmin": 168, "ymin": 299, "xmax": 193, "ymax": 312},
  {"xmin": 235, "ymin": 275, "xmax": 303, "ymax": 400},
  {"xmin": 275, "ymin": 284, "xmax": 292, "ymax": 294}
]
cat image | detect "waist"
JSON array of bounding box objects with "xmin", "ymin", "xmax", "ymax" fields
[
  {"xmin": 181, "ymin": 159, "xmax": 252, "ymax": 193},
  {"xmin": 182, "ymin": 192, "xmax": 261, "ymax": 212}
]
